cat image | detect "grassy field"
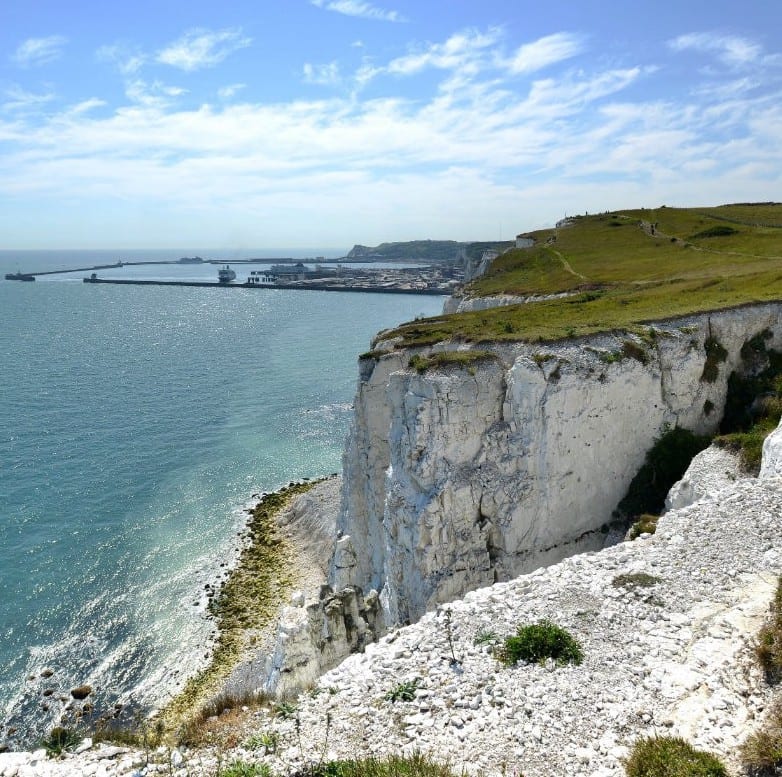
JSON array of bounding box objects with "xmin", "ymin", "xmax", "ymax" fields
[{"xmin": 383, "ymin": 204, "xmax": 782, "ymax": 347}]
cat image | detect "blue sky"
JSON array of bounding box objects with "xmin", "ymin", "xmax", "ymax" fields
[{"xmin": 1, "ymin": 0, "xmax": 781, "ymax": 249}]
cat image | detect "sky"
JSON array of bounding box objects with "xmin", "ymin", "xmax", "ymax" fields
[{"xmin": 1, "ymin": 0, "xmax": 781, "ymax": 250}]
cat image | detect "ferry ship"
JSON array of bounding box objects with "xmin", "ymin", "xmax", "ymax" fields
[{"xmin": 218, "ymin": 265, "xmax": 236, "ymax": 283}]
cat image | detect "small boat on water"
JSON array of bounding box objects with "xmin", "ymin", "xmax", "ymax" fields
[{"xmin": 218, "ymin": 265, "xmax": 236, "ymax": 283}]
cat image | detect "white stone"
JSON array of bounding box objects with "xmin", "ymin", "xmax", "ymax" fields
[{"xmin": 760, "ymin": 417, "xmax": 782, "ymax": 478}]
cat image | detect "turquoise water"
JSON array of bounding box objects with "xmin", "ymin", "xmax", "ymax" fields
[{"xmin": 0, "ymin": 253, "xmax": 442, "ymax": 747}]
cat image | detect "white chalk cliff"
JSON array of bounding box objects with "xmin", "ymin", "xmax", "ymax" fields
[
  {"xmin": 337, "ymin": 304, "xmax": 781, "ymax": 624},
  {"xmin": 264, "ymin": 302, "xmax": 782, "ymax": 692}
]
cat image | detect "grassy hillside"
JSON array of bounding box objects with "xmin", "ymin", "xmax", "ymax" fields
[
  {"xmin": 347, "ymin": 240, "xmax": 462, "ymax": 263},
  {"xmin": 384, "ymin": 204, "xmax": 782, "ymax": 347}
]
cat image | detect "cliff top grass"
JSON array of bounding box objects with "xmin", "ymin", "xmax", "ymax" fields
[{"xmin": 383, "ymin": 203, "xmax": 782, "ymax": 347}]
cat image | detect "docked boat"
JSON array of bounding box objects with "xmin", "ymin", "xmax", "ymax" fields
[{"xmin": 218, "ymin": 265, "xmax": 236, "ymax": 283}]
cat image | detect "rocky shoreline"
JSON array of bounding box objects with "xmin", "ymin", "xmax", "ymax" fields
[{"xmin": 4, "ymin": 427, "xmax": 782, "ymax": 776}]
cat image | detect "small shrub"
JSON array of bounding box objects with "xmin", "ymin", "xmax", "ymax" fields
[
  {"xmin": 499, "ymin": 620, "xmax": 583, "ymax": 667},
  {"xmin": 700, "ymin": 336, "xmax": 728, "ymax": 383},
  {"xmin": 219, "ymin": 762, "xmax": 272, "ymax": 777},
  {"xmin": 740, "ymin": 329, "xmax": 773, "ymax": 363},
  {"xmin": 625, "ymin": 736, "xmax": 727, "ymax": 776},
  {"xmin": 622, "ymin": 340, "xmax": 648, "ymax": 364},
  {"xmin": 532, "ymin": 352, "xmax": 554, "ymax": 366},
  {"xmin": 612, "ymin": 572, "xmax": 661, "ymax": 589},
  {"xmin": 42, "ymin": 727, "xmax": 81, "ymax": 758},
  {"xmin": 598, "ymin": 349, "xmax": 622, "ymax": 364},
  {"xmin": 384, "ymin": 679, "xmax": 419, "ymax": 703},
  {"xmin": 628, "ymin": 514, "xmax": 659, "ymax": 540},
  {"xmin": 689, "ymin": 225, "xmax": 739, "ymax": 239}
]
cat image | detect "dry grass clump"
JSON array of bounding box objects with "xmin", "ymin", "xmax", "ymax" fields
[
  {"xmin": 742, "ymin": 698, "xmax": 782, "ymax": 775},
  {"xmin": 292, "ymin": 753, "xmax": 467, "ymax": 777},
  {"xmin": 756, "ymin": 579, "xmax": 782, "ymax": 684}
]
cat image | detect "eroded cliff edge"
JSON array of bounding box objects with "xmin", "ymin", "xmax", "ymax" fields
[{"xmin": 265, "ymin": 302, "xmax": 782, "ymax": 693}]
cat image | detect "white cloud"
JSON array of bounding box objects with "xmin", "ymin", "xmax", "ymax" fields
[
  {"xmin": 96, "ymin": 44, "xmax": 146, "ymax": 75},
  {"xmin": 303, "ymin": 62, "xmax": 342, "ymax": 86},
  {"xmin": 311, "ymin": 0, "xmax": 406, "ymax": 23},
  {"xmin": 67, "ymin": 98, "xmax": 107, "ymax": 116},
  {"xmin": 387, "ymin": 28, "xmax": 501, "ymax": 76},
  {"xmin": 218, "ymin": 84, "xmax": 246, "ymax": 100},
  {"xmin": 1, "ymin": 85, "xmax": 55, "ymax": 112},
  {"xmin": 508, "ymin": 32, "xmax": 583, "ymax": 75},
  {"xmin": 668, "ymin": 32, "xmax": 763, "ymax": 67},
  {"xmin": 4, "ymin": 24, "xmax": 782, "ymax": 247},
  {"xmin": 12, "ymin": 36, "xmax": 67, "ymax": 67},
  {"xmin": 157, "ymin": 28, "xmax": 251, "ymax": 71},
  {"xmin": 125, "ymin": 80, "xmax": 187, "ymax": 107}
]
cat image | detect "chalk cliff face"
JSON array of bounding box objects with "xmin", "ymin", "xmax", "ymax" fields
[{"xmin": 334, "ymin": 304, "xmax": 782, "ymax": 627}]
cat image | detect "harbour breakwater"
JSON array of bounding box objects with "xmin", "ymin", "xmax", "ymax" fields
[
  {"xmin": 80, "ymin": 278, "xmax": 450, "ymax": 295},
  {"xmin": 260, "ymin": 299, "xmax": 782, "ymax": 694}
]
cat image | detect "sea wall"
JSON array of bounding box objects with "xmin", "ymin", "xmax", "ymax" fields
[{"xmin": 264, "ymin": 302, "xmax": 782, "ymax": 693}]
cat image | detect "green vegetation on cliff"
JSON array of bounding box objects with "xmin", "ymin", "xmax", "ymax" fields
[{"xmin": 382, "ymin": 204, "xmax": 782, "ymax": 347}]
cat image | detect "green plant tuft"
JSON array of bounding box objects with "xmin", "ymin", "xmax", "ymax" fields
[
  {"xmin": 41, "ymin": 727, "xmax": 82, "ymax": 758},
  {"xmin": 625, "ymin": 736, "xmax": 727, "ymax": 776},
  {"xmin": 473, "ymin": 629, "xmax": 501, "ymax": 646},
  {"xmin": 273, "ymin": 700, "xmax": 298, "ymax": 719},
  {"xmin": 499, "ymin": 620, "xmax": 583, "ymax": 667},
  {"xmin": 243, "ymin": 730, "xmax": 278, "ymax": 753},
  {"xmin": 384, "ymin": 679, "xmax": 419, "ymax": 703},
  {"xmin": 219, "ymin": 762, "xmax": 272, "ymax": 777}
]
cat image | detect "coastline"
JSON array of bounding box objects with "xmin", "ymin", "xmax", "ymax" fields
[{"xmin": 155, "ymin": 475, "xmax": 339, "ymax": 737}]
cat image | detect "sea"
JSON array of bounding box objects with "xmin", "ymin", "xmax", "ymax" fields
[{"xmin": 0, "ymin": 249, "xmax": 444, "ymax": 748}]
